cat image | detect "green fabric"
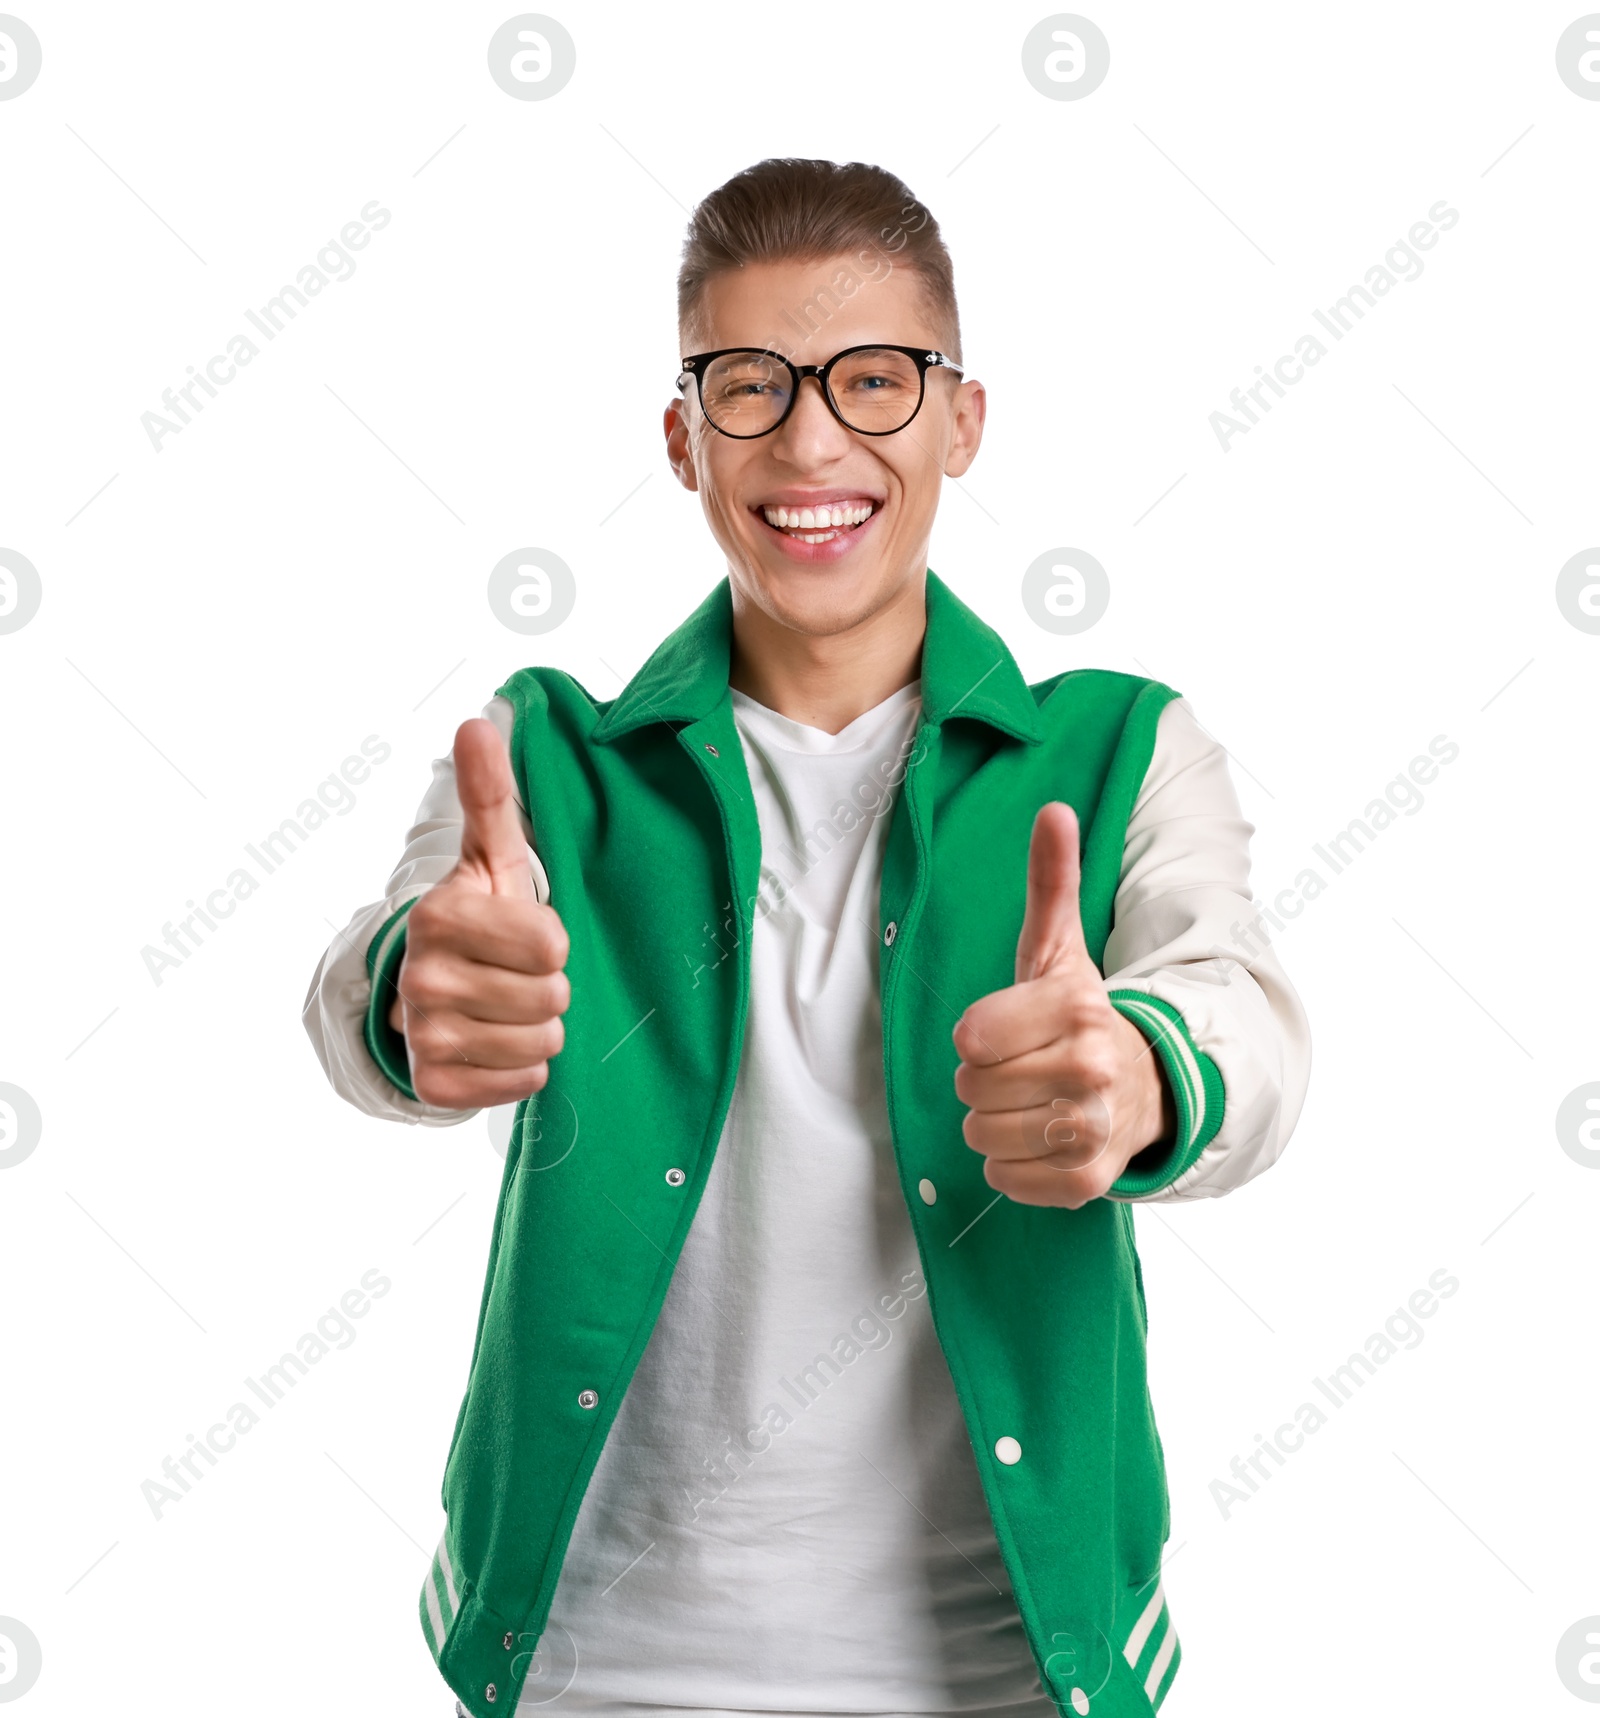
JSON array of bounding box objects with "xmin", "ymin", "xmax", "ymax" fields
[
  {"xmin": 1106, "ymin": 989, "xmax": 1226, "ymax": 1195},
  {"xmin": 363, "ymin": 896, "xmax": 420, "ymax": 1100},
  {"xmin": 372, "ymin": 570, "xmax": 1222, "ymax": 1717}
]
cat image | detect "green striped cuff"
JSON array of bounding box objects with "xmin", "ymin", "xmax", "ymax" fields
[
  {"xmin": 364, "ymin": 897, "xmax": 421, "ymax": 1101},
  {"xmin": 1106, "ymin": 989, "xmax": 1225, "ymax": 1196}
]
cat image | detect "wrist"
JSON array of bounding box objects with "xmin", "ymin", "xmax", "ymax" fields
[{"xmin": 1112, "ymin": 1007, "xmax": 1173, "ymax": 1155}]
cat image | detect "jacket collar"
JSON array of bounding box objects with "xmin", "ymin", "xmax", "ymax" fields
[{"xmin": 591, "ymin": 569, "xmax": 1042, "ymax": 745}]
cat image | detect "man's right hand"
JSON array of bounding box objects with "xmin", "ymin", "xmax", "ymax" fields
[{"xmin": 390, "ymin": 718, "xmax": 571, "ymax": 1109}]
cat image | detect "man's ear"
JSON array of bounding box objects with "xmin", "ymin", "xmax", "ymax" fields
[
  {"xmin": 943, "ymin": 379, "xmax": 987, "ymax": 480},
  {"xmin": 663, "ymin": 397, "xmax": 700, "ymax": 493}
]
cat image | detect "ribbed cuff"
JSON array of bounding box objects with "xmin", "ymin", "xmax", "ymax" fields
[
  {"xmin": 364, "ymin": 897, "xmax": 421, "ymax": 1100},
  {"xmin": 1106, "ymin": 990, "xmax": 1225, "ymax": 1196}
]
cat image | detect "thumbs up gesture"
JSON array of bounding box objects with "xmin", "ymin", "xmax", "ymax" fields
[
  {"xmin": 952, "ymin": 803, "xmax": 1174, "ymax": 1208},
  {"xmin": 391, "ymin": 718, "xmax": 571, "ymax": 1110}
]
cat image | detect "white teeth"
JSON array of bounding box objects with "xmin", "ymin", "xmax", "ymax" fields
[{"xmin": 760, "ymin": 501, "xmax": 876, "ymax": 532}]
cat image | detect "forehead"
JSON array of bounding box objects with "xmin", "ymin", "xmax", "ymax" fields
[{"xmin": 689, "ymin": 253, "xmax": 938, "ymax": 362}]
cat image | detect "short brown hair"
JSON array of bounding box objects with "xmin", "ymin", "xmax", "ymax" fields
[{"xmin": 677, "ymin": 158, "xmax": 961, "ymax": 364}]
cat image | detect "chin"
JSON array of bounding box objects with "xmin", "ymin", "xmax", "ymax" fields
[{"xmin": 739, "ymin": 548, "xmax": 909, "ymax": 638}]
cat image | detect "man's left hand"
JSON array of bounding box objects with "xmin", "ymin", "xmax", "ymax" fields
[{"xmin": 953, "ymin": 802, "xmax": 1175, "ymax": 1208}]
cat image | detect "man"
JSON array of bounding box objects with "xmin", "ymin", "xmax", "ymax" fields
[{"xmin": 305, "ymin": 157, "xmax": 1310, "ymax": 1718}]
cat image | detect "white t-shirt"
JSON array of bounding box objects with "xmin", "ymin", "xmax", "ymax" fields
[{"xmin": 535, "ymin": 681, "xmax": 1059, "ymax": 1717}]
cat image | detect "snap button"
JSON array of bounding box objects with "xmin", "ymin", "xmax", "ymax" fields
[
  {"xmin": 1071, "ymin": 1689, "xmax": 1091, "ymax": 1715},
  {"xmin": 918, "ymin": 1178, "xmax": 937, "ymax": 1205},
  {"xmin": 578, "ymin": 1389, "xmax": 599, "ymax": 1409},
  {"xmin": 502, "ymin": 1631, "xmax": 514, "ymax": 1650},
  {"xmin": 485, "ymin": 1685, "xmax": 497, "ymax": 1703},
  {"xmin": 704, "ymin": 743, "xmax": 719, "ymax": 757},
  {"xmin": 884, "ymin": 921, "xmax": 898, "ymax": 947},
  {"xmin": 665, "ymin": 1167, "xmax": 686, "ymax": 1186},
  {"xmin": 995, "ymin": 1435, "xmax": 1022, "ymax": 1465}
]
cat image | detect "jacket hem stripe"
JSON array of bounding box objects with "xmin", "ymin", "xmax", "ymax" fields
[{"xmin": 1118, "ymin": 1575, "xmax": 1182, "ymax": 1711}]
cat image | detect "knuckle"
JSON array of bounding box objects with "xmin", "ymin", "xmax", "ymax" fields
[
  {"xmin": 1070, "ymin": 1038, "xmax": 1118, "ymax": 1091},
  {"xmin": 401, "ymin": 960, "xmax": 451, "ymax": 1010},
  {"xmin": 952, "ymin": 1013, "xmax": 993, "ymax": 1064},
  {"xmin": 411, "ymin": 1066, "xmax": 459, "ymax": 1108},
  {"xmin": 499, "ymin": 1063, "xmax": 549, "ymax": 1101},
  {"xmin": 401, "ymin": 1011, "xmax": 436, "ymax": 1051},
  {"xmin": 982, "ymin": 1157, "xmax": 1014, "ymax": 1198},
  {"xmin": 1089, "ymin": 1050, "xmax": 1121, "ymax": 1091},
  {"xmin": 1065, "ymin": 1170, "xmax": 1112, "ymax": 1209},
  {"xmin": 406, "ymin": 1018, "xmax": 454, "ymax": 1061},
  {"xmin": 483, "ymin": 1066, "xmax": 543, "ymax": 1104},
  {"xmin": 955, "ymin": 998, "xmax": 987, "ymax": 1034},
  {"xmin": 406, "ymin": 891, "xmax": 451, "ymax": 940},
  {"xmin": 536, "ymin": 906, "xmax": 571, "ymax": 970}
]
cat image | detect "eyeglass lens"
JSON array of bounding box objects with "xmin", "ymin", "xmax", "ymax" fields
[{"xmin": 696, "ymin": 349, "xmax": 926, "ymax": 436}]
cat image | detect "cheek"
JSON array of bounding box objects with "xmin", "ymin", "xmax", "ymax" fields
[
  {"xmin": 696, "ymin": 447, "xmax": 750, "ymax": 526},
  {"xmin": 885, "ymin": 428, "xmax": 943, "ymax": 504},
  {"xmin": 886, "ymin": 463, "xmax": 936, "ymax": 526},
  {"xmin": 703, "ymin": 483, "xmax": 745, "ymax": 537}
]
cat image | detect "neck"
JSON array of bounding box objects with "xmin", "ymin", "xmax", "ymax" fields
[{"xmin": 727, "ymin": 573, "xmax": 926, "ymax": 734}]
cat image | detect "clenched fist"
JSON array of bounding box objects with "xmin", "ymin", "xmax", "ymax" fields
[
  {"xmin": 390, "ymin": 718, "xmax": 571, "ymax": 1110},
  {"xmin": 952, "ymin": 802, "xmax": 1175, "ymax": 1209}
]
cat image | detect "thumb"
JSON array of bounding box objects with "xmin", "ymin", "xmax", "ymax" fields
[
  {"xmin": 1015, "ymin": 802, "xmax": 1088, "ymax": 985},
  {"xmin": 452, "ymin": 718, "xmax": 536, "ymax": 899}
]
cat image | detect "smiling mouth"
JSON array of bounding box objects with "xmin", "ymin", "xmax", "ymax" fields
[{"xmin": 755, "ymin": 500, "xmax": 878, "ymax": 544}]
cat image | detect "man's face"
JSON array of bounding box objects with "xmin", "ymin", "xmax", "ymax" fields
[{"xmin": 664, "ymin": 254, "xmax": 986, "ymax": 638}]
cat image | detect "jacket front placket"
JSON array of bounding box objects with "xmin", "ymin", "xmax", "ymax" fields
[
  {"xmin": 671, "ymin": 695, "xmax": 764, "ymax": 1139},
  {"xmin": 874, "ymin": 715, "xmax": 1138, "ymax": 1718}
]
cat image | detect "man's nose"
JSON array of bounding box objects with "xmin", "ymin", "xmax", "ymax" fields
[{"xmin": 776, "ymin": 373, "xmax": 849, "ymax": 448}]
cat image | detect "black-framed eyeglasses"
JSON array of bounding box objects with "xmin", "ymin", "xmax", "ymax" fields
[{"xmin": 677, "ymin": 343, "xmax": 964, "ymax": 439}]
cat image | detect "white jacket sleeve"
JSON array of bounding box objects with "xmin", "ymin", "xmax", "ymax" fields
[
  {"xmin": 1102, "ymin": 696, "xmax": 1312, "ymax": 1203},
  {"xmin": 301, "ymin": 696, "xmax": 551, "ymax": 1125}
]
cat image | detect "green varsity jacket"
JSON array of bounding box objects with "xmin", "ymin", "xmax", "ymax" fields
[{"xmin": 360, "ymin": 570, "xmax": 1225, "ymax": 1718}]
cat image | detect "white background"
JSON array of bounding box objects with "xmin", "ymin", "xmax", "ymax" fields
[{"xmin": 2, "ymin": 1, "xmax": 1596, "ymax": 1713}]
